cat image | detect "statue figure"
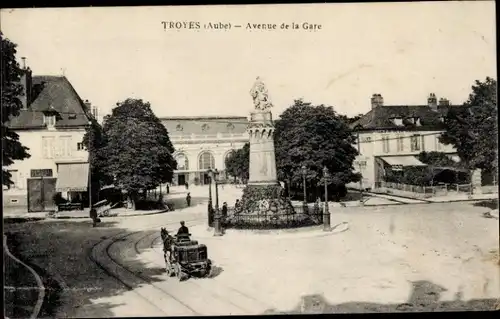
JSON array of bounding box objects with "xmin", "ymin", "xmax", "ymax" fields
[{"xmin": 250, "ymin": 77, "xmax": 273, "ymax": 110}]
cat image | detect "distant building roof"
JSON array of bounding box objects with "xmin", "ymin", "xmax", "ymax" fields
[
  {"xmin": 161, "ymin": 116, "xmax": 249, "ymax": 135},
  {"xmin": 350, "ymin": 104, "xmax": 460, "ymax": 131},
  {"xmin": 7, "ymin": 76, "xmax": 91, "ymax": 130}
]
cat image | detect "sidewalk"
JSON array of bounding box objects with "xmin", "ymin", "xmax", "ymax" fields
[
  {"xmin": 366, "ymin": 190, "xmax": 498, "ymax": 204},
  {"xmin": 3, "ymin": 207, "xmax": 171, "ymax": 221}
]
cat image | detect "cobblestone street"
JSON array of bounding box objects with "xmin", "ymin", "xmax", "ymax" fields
[{"xmin": 4, "ymin": 186, "xmax": 499, "ymax": 317}]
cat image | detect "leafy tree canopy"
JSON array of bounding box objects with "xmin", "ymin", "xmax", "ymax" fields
[
  {"xmin": 225, "ymin": 143, "xmax": 249, "ymax": 182},
  {"xmin": 417, "ymin": 151, "xmax": 459, "ymax": 168},
  {"xmin": 274, "ymin": 99, "xmax": 361, "ymax": 186},
  {"xmin": 101, "ymin": 99, "xmax": 177, "ymax": 196},
  {"xmin": 1, "ymin": 34, "xmax": 30, "ymax": 186},
  {"xmin": 439, "ymin": 77, "xmax": 497, "ymax": 171},
  {"xmin": 82, "ymin": 117, "xmax": 113, "ymax": 187}
]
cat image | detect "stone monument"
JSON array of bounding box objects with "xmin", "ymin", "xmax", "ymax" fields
[
  {"xmin": 248, "ymin": 77, "xmax": 278, "ymax": 186},
  {"xmin": 234, "ymin": 77, "xmax": 295, "ymax": 218}
]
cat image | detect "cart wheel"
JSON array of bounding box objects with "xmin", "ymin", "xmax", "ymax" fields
[
  {"xmin": 177, "ymin": 270, "xmax": 184, "ymax": 281},
  {"xmin": 205, "ymin": 265, "xmax": 212, "ymax": 278}
]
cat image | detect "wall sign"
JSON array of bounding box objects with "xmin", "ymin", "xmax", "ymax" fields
[{"xmin": 30, "ymin": 169, "xmax": 53, "ymax": 178}]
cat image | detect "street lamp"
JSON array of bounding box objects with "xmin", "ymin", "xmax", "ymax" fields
[
  {"xmin": 207, "ymin": 168, "xmax": 214, "ymax": 226},
  {"xmin": 213, "ymin": 168, "xmax": 220, "ymax": 211},
  {"xmin": 213, "ymin": 168, "xmax": 223, "ymax": 236},
  {"xmin": 87, "ymin": 120, "xmax": 93, "ymax": 209},
  {"xmin": 323, "ymin": 166, "xmax": 331, "ymax": 231},
  {"xmin": 301, "ymin": 165, "xmax": 307, "ymax": 212}
]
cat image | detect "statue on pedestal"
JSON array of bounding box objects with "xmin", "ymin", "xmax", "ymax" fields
[{"xmin": 250, "ymin": 77, "xmax": 273, "ymax": 111}]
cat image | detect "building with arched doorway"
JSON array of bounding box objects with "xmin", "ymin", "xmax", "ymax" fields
[{"xmin": 161, "ymin": 116, "xmax": 249, "ymax": 186}]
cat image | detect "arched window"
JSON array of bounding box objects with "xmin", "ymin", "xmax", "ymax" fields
[
  {"xmin": 175, "ymin": 153, "xmax": 189, "ymax": 170},
  {"xmin": 198, "ymin": 151, "xmax": 215, "ymax": 170},
  {"xmin": 224, "ymin": 150, "xmax": 236, "ymax": 168}
]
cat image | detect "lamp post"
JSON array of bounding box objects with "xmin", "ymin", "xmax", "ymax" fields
[
  {"xmin": 88, "ymin": 120, "xmax": 93, "ymax": 209},
  {"xmin": 213, "ymin": 168, "xmax": 223, "ymax": 236},
  {"xmin": 301, "ymin": 165, "xmax": 307, "ymax": 212},
  {"xmin": 207, "ymin": 168, "xmax": 213, "ymax": 226},
  {"xmin": 323, "ymin": 166, "xmax": 331, "ymax": 231}
]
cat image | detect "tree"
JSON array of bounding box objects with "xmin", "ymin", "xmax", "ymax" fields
[
  {"xmin": 274, "ymin": 99, "xmax": 361, "ymax": 196},
  {"xmin": 417, "ymin": 151, "xmax": 459, "ymax": 168},
  {"xmin": 101, "ymin": 99, "xmax": 177, "ymax": 209},
  {"xmin": 339, "ymin": 113, "xmax": 364, "ymax": 125},
  {"xmin": 82, "ymin": 117, "xmax": 113, "ymax": 200},
  {"xmin": 1, "ymin": 34, "xmax": 30, "ymax": 186},
  {"xmin": 439, "ymin": 77, "xmax": 497, "ymax": 174},
  {"xmin": 225, "ymin": 143, "xmax": 249, "ymax": 182}
]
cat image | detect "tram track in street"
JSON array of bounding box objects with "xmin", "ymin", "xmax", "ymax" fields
[
  {"xmin": 142, "ymin": 233, "xmax": 273, "ymax": 314},
  {"xmin": 131, "ymin": 230, "xmax": 254, "ymax": 315},
  {"xmin": 89, "ymin": 217, "xmax": 206, "ymax": 316}
]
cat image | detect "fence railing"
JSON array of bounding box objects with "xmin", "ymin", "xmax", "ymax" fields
[
  {"xmin": 224, "ymin": 204, "xmax": 324, "ymax": 229},
  {"xmin": 376, "ymin": 181, "xmax": 475, "ymax": 197}
]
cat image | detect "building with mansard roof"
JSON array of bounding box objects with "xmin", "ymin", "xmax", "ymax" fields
[
  {"xmin": 4, "ymin": 68, "xmax": 97, "ymax": 212},
  {"xmin": 348, "ymin": 93, "xmax": 468, "ymax": 190},
  {"xmin": 160, "ymin": 116, "xmax": 249, "ymax": 186}
]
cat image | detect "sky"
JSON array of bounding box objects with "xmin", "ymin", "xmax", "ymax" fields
[{"xmin": 0, "ymin": 2, "xmax": 496, "ymax": 119}]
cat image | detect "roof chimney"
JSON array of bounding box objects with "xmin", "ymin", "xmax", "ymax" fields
[
  {"xmin": 21, "ymin": 57, "xmax": 26, "ymax": 70},
  {"xmin": 438, "ymin": 98, "xmax": 450, "ymax": 106},
  {"xmin": 428, "ymin": 93, "xmax": 438, "ymax": 111},
  {"xmin": 83, "ymin": 99, "xmax": 92, "ymax": 115},
  {"xmin": 371, "ymin": 93, "xmax": 384, "ymax": 109},
  {"xmin": 19, "ymin": 66, "xmax": 32, "ymax": 110}
]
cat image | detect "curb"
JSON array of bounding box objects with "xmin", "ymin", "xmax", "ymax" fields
[
  {"xmin": 194, "ymin": 222, "xmax": 350, "ymax": 239},
  {"xmin": 366, "ymin": 192, "xmax": 497, "ymax": 205},
  {"xmin": 4, "ymin": 208, "xmax": 172, "ymax": 222},
  {"xmin": 3, "ymin": 235, "xmax": 45, "ymax": 319},
  {"xmin": 53, "ymin": 208, "xmax": 171, "ymax": 219}
]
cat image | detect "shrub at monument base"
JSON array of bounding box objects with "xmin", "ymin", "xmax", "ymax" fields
[{"xmin": 225, "ymin": 184, "xmax": 323, "ymax": 229}]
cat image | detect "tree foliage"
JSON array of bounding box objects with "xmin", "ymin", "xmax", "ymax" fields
[
  {"xmin": 439, "ymin": 77, "xmax": 497, "ymax": 172},
  {"xmin": 1, "ymin": 35, "xmax": 30, "ymax": 186},
  {"xmin": 101, "ymin": 99, "xmax": 177, "ymax": 202},
  {"xmin": 274, "ymin": 99, "xmax": 361, "ymax": 187},
  {"xmin": 82, "ymin": 117, "xmax": 113, "ymax": 190},
  {"xmin": 338, "ymin": 113, "xmax": 364, "ymax": 125},
  {"xmin": 225, "ymin": 143, "xmax": 249, "ymax": 182},
  {"xmin": 417, "ymin": 151, "xmax": 458, "ymax": 167}
]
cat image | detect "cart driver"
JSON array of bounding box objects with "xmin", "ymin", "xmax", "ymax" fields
[{"xmin": 177, "ymin": 221, "xmax": 189, "ymax": 236}]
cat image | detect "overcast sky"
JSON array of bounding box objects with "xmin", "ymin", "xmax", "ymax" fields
[{"xmin": 1, "ymin": 2, "xmax": 496, "ymax": 118}]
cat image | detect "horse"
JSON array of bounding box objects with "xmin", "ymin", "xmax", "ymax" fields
[{"xmin": 160, "ymin": 227, "xmax": 174, "ymax": 260}]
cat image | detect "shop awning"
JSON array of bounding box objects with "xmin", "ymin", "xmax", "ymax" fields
[
  {"xmin": 56, "ymin": 163, "xmax": 89, "ymax": 192},
  {"xmin": 381, "ymin": 156, "xmax": 426, "ymax": 167}
]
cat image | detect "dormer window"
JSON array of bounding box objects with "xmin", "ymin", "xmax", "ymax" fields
[
  {"xmin": 392, "ymin": 118, "xmax": 404, "ymax": 126},
  {"xmin": 43, "ymin": 114, "xmax": 56, "ymax": 128},
  {"xmin": 68, "ymin": 113, "xmax": 77, "ymax": 119},
  {"xmin": 415, "ymin": 118, "xmax": 422, "ymax": 126},
  {"xmin": 227, "ymin": 123, "xmax": 235, "ymax": 131},
  {"xmin": 176, "ymin": 124, "xmax": 183, "ymax": 131},
  {"xmin": 201, "ymin": 124, "xmax": 209, "ymax": 132}
]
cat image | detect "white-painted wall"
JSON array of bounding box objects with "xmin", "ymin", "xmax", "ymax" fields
[
  {"xmin": 4, "ymin": 128, "xmax": 88, "ymax": 194},
  {"xmin": 352, "ymin": 130, "xmax": 458, "ymax": 189}
]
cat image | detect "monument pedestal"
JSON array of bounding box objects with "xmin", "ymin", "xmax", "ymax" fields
[
  {"xmin": 247, "ymin": 111, "xmax": 278, "ymax": 186},
  {"xmin": 237, "ymin": 110, "xmax": 294, "ymax": 216}
]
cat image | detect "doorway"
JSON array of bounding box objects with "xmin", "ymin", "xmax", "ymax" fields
[
  {"xmin": 203, "ymin": 173, "xmax": 211, "ymax": 185},
  {"xmin": 178, "ymin": 174, "xmax": 186, "ymax": 186}
]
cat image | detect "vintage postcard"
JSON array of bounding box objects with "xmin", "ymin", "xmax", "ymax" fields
[{"xmin": 1, "ymin": 2, "xmax": 498, "ymax": 317}]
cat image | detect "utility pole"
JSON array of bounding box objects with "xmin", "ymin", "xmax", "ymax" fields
[{"xmin": 88, "ymin": 121, "xmax": 92, "ymax": 209}]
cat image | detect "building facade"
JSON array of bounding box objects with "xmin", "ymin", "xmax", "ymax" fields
[
  {"xmin": 349, "ymin": 93, "xmax": 460, "ymax": 190},
  {"xmin": 161, "ymin": 116, "xmax": 250, "ymax": 186},
  {"xmin": 4, "ymin": 69, "xmax": 93, "ymax": 211}
]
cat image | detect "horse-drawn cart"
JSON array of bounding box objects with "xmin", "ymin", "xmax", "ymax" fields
[{"xmin": 160, "ymin": 229, "xmax": 212, "ymax": 281}]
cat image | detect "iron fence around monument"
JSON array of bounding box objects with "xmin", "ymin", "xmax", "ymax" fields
[{"xmin": 224, "ymin": 204, "xmax": 324, "ymax": 230}]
